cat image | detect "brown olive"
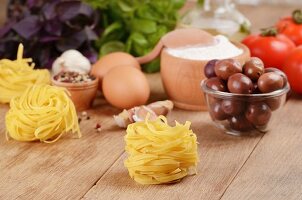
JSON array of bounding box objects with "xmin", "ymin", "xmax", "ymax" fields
[
  {"xmin": 245, "ymin": 102, "xmax": 272, "ymax": 126},
  {"xmin": 214, "ymin": 59, "xmax": 242, "ymax": 80},
  {"xmin": 221, "ymin": 99, "xmax": 246, "ymax": 116},
  {"xmin": 228, "ymin": 115, "xmax": 254, "ymax": 131},
  {"xmin": 206, "ymin": 77, "xmax": 227, "ymax": 92},
  {"xmin": 264, "ymin": 68, "xmax": 287, "ymax": 87},
  {"xmin": 258, "ymin": 72, "xmax": 284, "ymax": 93},
  {"xmin": 204, "ymin": 59, "xmax": 218, "ymax": 78},
  {"xmin": 243, "ymin": 57, "xmax": 264, "ymax": 81},
  {"xmin": 266, "ymin": 97, "xmax": 282, "ymax": 111},
  {"xmin": 209, "ymin": 101, "xmax": 229, "ymax": 121},
  {"xmin": 227, "ymin": 73, "xmax": 253, "ymax": 94}
]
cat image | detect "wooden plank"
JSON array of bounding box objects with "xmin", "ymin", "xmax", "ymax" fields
[
  {"xmin": 83, "ymin": 109, "xmax": 263, "ymax": 200},
  {"xmin": 220, "ymin": 96, "xmax": 302, "ymax": 200},
  {"xmin": 0, "ymin": 74, "xmax": 165, "ymax": 199}
]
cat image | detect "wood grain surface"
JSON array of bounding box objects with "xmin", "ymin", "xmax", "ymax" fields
[{"xmin": 0, "ymin": 2, "xmax": 302, "ymax": 200}]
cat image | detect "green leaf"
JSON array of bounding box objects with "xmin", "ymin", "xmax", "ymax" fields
[
  {"xmin": 142, "ymin": 58, "xmax": 160, "ymax": 73},
  {"xmin": 100, "ymin": 41, "xmax": 125, "ymax": 56},
  {"xmin": 130, "ymin": 32, "xmax": 148, "ymax": 46},
  {"xmin": 117, "ymin": 0, "xmax": 136, "ymax": 12},
  {"xmin": 130, "ymin": 19, "xmax": 157, "ymax": 34},
  {"xmin": 103, "ymin": 22, "xmax": 123, "ymax": 37}
]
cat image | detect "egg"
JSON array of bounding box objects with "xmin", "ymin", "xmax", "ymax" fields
[
  {"xmin": 91, "ymin": 52, "xmax": 141, "ymax": 90},
  {"xmin": 102, "ymin": 66, "xmax": 150, "ymax": 109}
]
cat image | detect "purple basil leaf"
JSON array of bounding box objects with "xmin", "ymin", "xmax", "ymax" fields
[
  {"xmin": 78, "ymin": 3, "xmax": 94, "ymax": 18},
  {"xmin": 42, "ymin": 1, "xmax": 60, "ymax": 20},
  {"xmin": 56, "ymin": 1, "xmax": 81, "ymax": 21},
  {"xmin": 40, "ymin": 36, "xmax": 59, "ymax": 43},
  {"xmin": 82, "ymin": 26, "xmax": 98, "ymax": 41},
  {"xmin": 12, "ymin": 15, "xmax": 41, "ymax": 39},
  {"xmin": 82, "ymin": 48, "xmax": 98, "ymax": 63},
  {"xmin": 44, "ymin": 20, "xmax": 62, "ymax": 36},
  {"xmin": 0, "ymin": 22, "xmax": 15, "ymax": 38},
  {"xmin": 26, "ymin": 0, "xmax": 40, "ymax": 8}
]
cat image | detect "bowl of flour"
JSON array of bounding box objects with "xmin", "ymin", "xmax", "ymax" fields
[{"xmin": 160, "ymin": 35, "xmax": 250, "ymax": 111}]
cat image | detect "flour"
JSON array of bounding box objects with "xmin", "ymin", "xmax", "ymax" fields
[{"xmin": 166, "ymin": 35, "xmax": 243, "ymax": 60}]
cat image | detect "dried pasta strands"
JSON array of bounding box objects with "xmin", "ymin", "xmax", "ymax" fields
[
  {"xmin": 124, "ymin": 116, "xmax": 198, "ymax": 185},
  {"xmin": 0, "ymin": 44, "xmax": 50, "ymax": 103},
  {"xmin": 5, "ymin": 84, "xmax": 81, "ymax": 143}
]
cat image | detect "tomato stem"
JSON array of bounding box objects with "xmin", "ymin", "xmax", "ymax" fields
[
  {"xmin": 260, "ymin": 27, "xmax": 278, "ymax": 37},
  {"xmin": 292, "ymin": 10, "xmax": 302, "ymax": 24}
]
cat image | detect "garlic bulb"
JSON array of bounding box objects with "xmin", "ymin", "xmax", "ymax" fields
[{"xmin": 52, "ymin": 50, "xmax": 91, "ymax": 75}]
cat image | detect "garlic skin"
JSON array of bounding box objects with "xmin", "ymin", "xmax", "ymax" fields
[
  {"xmin": 52, "ymin": 50, "xmax": 91, "ymax": 75},
  {"xmin": 114, "ymin": 100, "xmax": 174, "ymax": 128}
]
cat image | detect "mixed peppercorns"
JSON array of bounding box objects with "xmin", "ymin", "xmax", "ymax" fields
[{"xmin": 54, "ymin": 71, "xmax": 95, "ymax": 83}]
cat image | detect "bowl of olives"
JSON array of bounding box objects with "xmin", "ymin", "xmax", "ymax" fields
[{"xmin": 201, "ymin": 57, "xmax": 290, "ymax": 136}]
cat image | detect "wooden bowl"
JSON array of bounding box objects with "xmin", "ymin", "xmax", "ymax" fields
[
  {"xmin": 160, "ymin": 42, "xmax": 250, "ymax": 111},
  {"xmin": 51, "ymin": 78, "xmax": 99, "ymax": 111}
]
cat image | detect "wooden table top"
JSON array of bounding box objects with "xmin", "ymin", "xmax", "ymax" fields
[{"xmin": 1, "ymin": 3, "xmax": 302, "ymax": 200}]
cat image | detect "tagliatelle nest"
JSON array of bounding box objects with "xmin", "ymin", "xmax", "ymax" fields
[
  {"xmin": 0, "ymin": 44, "xmax": 50, "ymax": 103},
  {"xmin": 124, "ymin": 116, "xmax": 198, "ymax": 185},
  {"xmin": 5, "ymin": 84, "xmax": 81, "ymax": 143}
]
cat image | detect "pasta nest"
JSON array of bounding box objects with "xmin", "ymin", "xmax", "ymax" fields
[
  {"xmin": 124, "ymin": 116, "xmax": 198, "ymax": 185},
  {"xmin": 5, "ymin": 84, "xmax": 81, "ymax": 143},
  {"xmin": 0, "ymin": 44, "xmax": 50, "ymax": 103}
]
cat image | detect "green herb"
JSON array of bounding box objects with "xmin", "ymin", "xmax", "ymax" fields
[{"xmin": 85, "ymin": 0, "xmax": 185, "ymax": 72}]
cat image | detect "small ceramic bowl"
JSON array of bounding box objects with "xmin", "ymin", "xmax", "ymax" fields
[
  {"xmin": 160, "ymin": 42, "xmax": 250, "ymax": 111},
  {"xmin": 51, "ymin": 77, "xmax": 98, "ymax": 111},
  {"xmin": 200, "ymin": 69, "xmax": 290, "ymax": 136}
]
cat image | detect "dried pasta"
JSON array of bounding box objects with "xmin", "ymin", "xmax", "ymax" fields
[
  {"xmin": 124, "ymin": 116, "xmax": 198, "ymax": 184},
  {"xmin": 5, "ymin": 84, "xmax": 81, "ymax": 143},
  {"xmin": 0, "ymin": 44, "xmax": 50, "ymax": 103}
]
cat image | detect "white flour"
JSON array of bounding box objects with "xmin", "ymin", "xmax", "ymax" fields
[{"xmin": 166, "ymin": 35, "xmax": 243, "ymax": 60}]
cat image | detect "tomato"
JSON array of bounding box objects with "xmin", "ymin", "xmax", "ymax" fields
[
  {"xmin": 283, "ymin": 46, "xmax": 302, "ymax": 94},
  {"xmin": 242, "ymin": 32, "xmax": 295, "ymax": 69},
  {"xmin": 276, "ymin": 10, "xmax": 302, "ymax": 46}
]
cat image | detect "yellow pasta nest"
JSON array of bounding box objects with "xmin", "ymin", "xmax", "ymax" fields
[
  {"xmin": 124, "ymin": 116, "xmax": 198, "ymax": 185},
  {"xmin": 5, "ymin": 84, "xmax": 81, "ymax": 143},
  {"xmin": 0, "ymin": 44, "xmax": 50, "ymax": 103}
]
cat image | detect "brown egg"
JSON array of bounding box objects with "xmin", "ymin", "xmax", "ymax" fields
[
  {"xmin": 91, "ymin": 52, "xmax": 141, "ymax": 90},
  {"xmin": 214, "ymin": 59, "xmax": 242, "ymax": 80},
  {"xmin": 245, "ymin": 102, "xmax": 272, "ymax": 126},
  {"xmin": 257, "ymin": 72, "xmax": 284, "ymax": 93},
  {"xmin": 206, "ymin": 77, "xmax": 227, "ymax": 92},
  {"xmin": 102, "ymin": 66, "xmax": 150, "ymax": 109},
  {"xmin": 243, "ymin": 57, "xmax": 264, "ymax": 81},
  {"xmin": 227, "ymin": 73, "xmax": 253, "ymax": 94}
]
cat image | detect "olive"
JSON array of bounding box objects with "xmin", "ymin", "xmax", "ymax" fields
[
  {"xmin": 243, "ymin": 57, "xmax": 264, "ymax": 81},
  {"xmin": 258, "ymin": 72, "xmax": 284, "ymax": 93},
  {"xmin": 221, "ymin": 99, "xmax": 246, "ymax": 116},
  {"xmin": 204, "ymin": 59, "xmax": 218, "ymax": 78},
  {"xmin": 266, "ymin": 97, "xmax": 282, "ymax": 111},
  {"xmin": 227, "ymin": 73, "xmax": 253, "ymax": 94},
  {"xmin": 209, "ymin": 101, "xmax": 229, "ymax": 121},
  {"xmin": 228, "ymin": 115, "xmax": 254, "ymax": 131},
  {"xmin": 264, "ymin": 68, "xmax": 288, "ymax": 87},
  {"xmin": 214, "ymin": 59, "xmax": 242, "ymax": 80},
  {"xmin": 245, "ymin": 102, "xmax": 272, "ymax": 126},
  {"xmin": 206, "ymin": 77, "xmax": 227, "ymax": 92}
]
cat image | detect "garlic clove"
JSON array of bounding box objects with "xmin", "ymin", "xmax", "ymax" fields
[
  {"xmin": 132, "ymin": 106, "xmax": 157, "ymax": 122},
  {"xmin": 147, "ymin": 100, "xmax": 174, "ymax": 116}
]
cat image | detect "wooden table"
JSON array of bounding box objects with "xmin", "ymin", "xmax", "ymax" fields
[{"xmin": 1, "ymin": 4, "xmax": 302, "ymax": 200}]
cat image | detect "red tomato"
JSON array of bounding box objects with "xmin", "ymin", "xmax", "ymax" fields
[
  {"xmin": 283, "ymin": 46, "xmax": 302, "ymax": 94},
  {"xmin": 242, "ymin": 33, "xmax": 295, "ymax": 69},
  {"xmin": 276, "ymin": 10, "xmax": 302, "ymax": 46}
]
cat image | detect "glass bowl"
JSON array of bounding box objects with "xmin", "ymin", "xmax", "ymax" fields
[{"xmin": 200, "ymin": 69, "xmax": 290, "ymax": 136}]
